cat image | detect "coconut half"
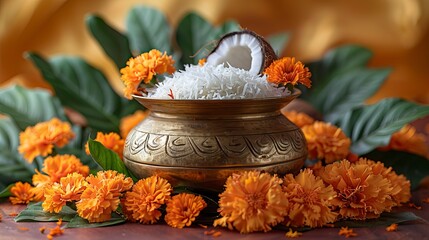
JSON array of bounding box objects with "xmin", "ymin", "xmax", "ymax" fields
[{"xmin": 206, "ymin": 30, "xmax": 277, "ymax": 75}]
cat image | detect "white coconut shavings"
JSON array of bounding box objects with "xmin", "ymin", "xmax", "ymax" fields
[{"xmin": 147, "ymin": 64, "xmax": 290, "ymax": 100}]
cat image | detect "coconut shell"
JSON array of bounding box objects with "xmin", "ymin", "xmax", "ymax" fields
[{"xmin": 207, "ymin": 30, "xmax": 278, "ymax": 74}]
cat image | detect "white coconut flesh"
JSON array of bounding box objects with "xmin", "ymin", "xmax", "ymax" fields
[{"xmin": 206, "ymin": 33, "xmax": 264, "ymax": 75}]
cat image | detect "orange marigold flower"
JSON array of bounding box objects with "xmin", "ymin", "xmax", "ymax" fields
[
  {"xmin": 120, "ymin": 110, "xmax": 149, "ymax": 138},
  {"xmin": 85, "ymin": 132, "xmax": 125, "ymax": 159},
  {"xmin": 356, "ymin": 158, "xmax": 411, "ymax": 206},
  {"xmin": 285, "ymin": 228, "xmax": 302, "ymax": 238},
  {"xmin": 34, "ymin": 154, "xmax": 89, "ymax": 185},
  {"xmin": 386, "ymin": 223, "xmax": 398, "ymax": 232},
  {"xmin": 42, "ymin": 173, "xmax": 87, "ymax": 213},
  {"xmin": 283, "ymin": 111, "xmax": 315, "ymax": 128},
  {"xmin": 302, "ymin": 121, "xmax": 351, "ymax": 164},
  {"xmin": 318, "ymin": 160, "xmax": 394, "ymax": 220},
  {"xmin": 282, "ymin": 169, "xmax": 337, "ymax": 228},
  {"xmin": 122, "ymin": 176, "xmax": 172, "ymax": 224},
  {"xmin": 338, "ymin": 227, "xmax": 357, "ymax": 237},
  {"xmin": 76, "ymin": 171, "xmax": 133, "ymax": 223},
  {"xmin": 165, "ymin": 193, "xmax": 207, "ymax": 228},
  {"xmin": 120, "ymin": 49, "xmax": 176, "ymax": 99},
  {"xmin": 264, "ymin": 57, "xmax": 312, "ymax": 88},
  {"xmin": 9, "ymin": 182, "xmax": 38, "ymax": 205},
  {"xmin": 379, "ymin": 124, "xmax": 428, "ymax": 157},
  {"xmin": 213, "ymin": 171, "xmax": 288, "ymax": 233},
  {"xmin": 18, "ymin": 118, "xmax": 75, "ymax": 162}
]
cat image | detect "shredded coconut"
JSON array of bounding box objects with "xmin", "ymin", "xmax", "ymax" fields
[{"xmin": 146, "ymin": 64, "xmax": 290, "ymax": 99}]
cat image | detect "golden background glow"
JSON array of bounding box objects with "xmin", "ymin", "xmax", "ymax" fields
[{"xmin": 1, "ymin": 0, "xmax": 428, "ymax": 103}]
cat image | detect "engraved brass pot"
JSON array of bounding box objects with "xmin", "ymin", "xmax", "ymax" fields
[{"xmin": 123, "ymin": 90, "xmax": 307, "ymax": 191}]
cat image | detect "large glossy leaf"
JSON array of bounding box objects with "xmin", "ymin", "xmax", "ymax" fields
[
  {"xmin": 335, "ymin": 98, "xmax": 429, "ymax": 155},
  {"xmin": 66, "ymin": 213, "xmax": 125, "ymax": 228},
  {"xmin": 176, "ymin": 12, "xmax": 218, "ymax": 65},
  {"xmin": 311, "ymin": 68, "xmax": 391, "ymax": 122},
  {"xmin": 0, "ymin": 118, "xmax": 35, "ymax": 186},
  {"xmin": 26, "ymin": 53, "xmax": 122, "ymax": 132},
  {"xmin": 15, "ymin": 202, "xmax": 76, "ymax": 222},
  {"xmin": 86, "ymin": 15, "xmax": 133, "ymax": 70},
  {"xmin": 0, "ymin": 85, "xmax": 66, "ymax": 130},
  {"xmin": 88, "ymin": 139, "xmax": 137, "ymax": 182},
  {"xmin": 301, "ymin": 45, "xmax": 373, "ymax": 99},
  {"xmin": 267, "ymin": 32, "xmax": 290, "ymax": 56},
  {"xmin": 126, "ymin": 6, "xmax": 172, "ymax": 54},
  {"xmin": 364, "ymin": 150, "xmax": 429, "ymax": 189}
]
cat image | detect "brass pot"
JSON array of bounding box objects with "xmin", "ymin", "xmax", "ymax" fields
[{"xmin": 123, "ymin": 90, "xmax": 307, "ymax": 191}]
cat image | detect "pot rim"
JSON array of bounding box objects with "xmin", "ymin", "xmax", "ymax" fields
[
  {"xmin": 132, "ymin": 88, "xmax": 301, "ymax": 103},
  {"xmin": 132, "ymin": 89, "xmax": 301, "ymax": 115}
]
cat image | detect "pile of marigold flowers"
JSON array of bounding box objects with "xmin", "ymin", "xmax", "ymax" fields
[{"xmin": 6, "ymin": 99, "xmax": 416, "ymax": 234}]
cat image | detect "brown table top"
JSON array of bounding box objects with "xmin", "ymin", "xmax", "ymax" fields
[{"xmin": 1, "ymin": 187, "xmax": 429, "ymax": 240}]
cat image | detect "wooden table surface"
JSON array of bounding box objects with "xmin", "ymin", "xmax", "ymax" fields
[{"xmin": 1, "ymin": 187, "xmax": 429, "ymax": 240}]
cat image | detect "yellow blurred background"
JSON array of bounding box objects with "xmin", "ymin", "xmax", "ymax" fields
[{"xmin": 1, "ymin": 0, "xmax": 428, "ymax": 103}]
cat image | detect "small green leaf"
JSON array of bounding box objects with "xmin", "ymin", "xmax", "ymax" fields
[
  {"xmin": 334, "ymin": 211, "xmax": 423, "ymax": 228},
  {"xmin": 88, "ymin": 139, "xmax": 137, "ymax": 182},
  {"xmin": 308, "ymin": 45, "xmax": 373, "ymax": 84},
  {"xmin": 310, "ymin": 68, "xmax": 391, "ymax": 122},
  {"xmin": 65, "ymin": 212, "xmax": 125, "ymax": 228},
  {"xmin": 0, "ymin": 85, "xmax": 66, "ymax": 130},
  {"xmin": 86, "ymin": 14, "xmax": 133, "ymax": 70},
  {"xmin": 335, "ymin": 98, "xmax": 429, "ymax": 155},
  {"xmin": 216, "ymin": 20, "xmax": 241, "ymax": 38},
  {"xmin": 176, "ymin": 12, "xmax": 217, "ymax": 65},
  {"xmin": 0, "ymin": 183, "xmax": 14, "ymax": 198},
  {"xmin": 267, "ymin": 32, "xmax": 290, "ymax": 56},
  {"xmin": 26, "ymin": 53, "xmax": 122, "ymax": 133},
  {"xmin": 15, "ymin": 202, "xmax": 76, "ymax": 222},
  {"xmin": 0, "ymin": 118, "xmax": 35, "ymax": 186},
  {"xmin": 126, "ymin": 6, "xmax": 172, "ymax": 54},
  {"xmin": 364, "ymin": 150, "xmax": 429, "ymax": 189}
]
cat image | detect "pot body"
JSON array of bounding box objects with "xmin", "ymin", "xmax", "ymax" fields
[{"xmin": 123, "ymin": 92, "xmax": 307, "ymax": 191}]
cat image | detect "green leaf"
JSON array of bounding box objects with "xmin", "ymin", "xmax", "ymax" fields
[
  {"xmin": 334, "ymin": 211, "xmax": 423, "ymax": 228},
  {"xmin": 0, "ymin": 183, "xmax": 14, "ymax": 198},
  {"xmin": 0, "ymin": 85, "xmax": 66, "ymax": 130},
  {"xmin": 310, "ymin": 68, "xmax": 391, "ymax": 122},
  {"xmin": 176, "ymin": 12, "xmax": 217, "ymax": 65},
  {"xmin": 364, "ymin": 150, "xmax": 429, "ymax": 189},
  {"xmin": 0, "ymin": 118, "xmax": 35, "ymax": 186},
  {"xmin": 88, "ymin": 139, "xmax": 137, "ymax": 182},
  {"xmin": 15, "ymin": 202, "xmax": 76, "ymax": 222},
  {"xmin": 86, "ymin": 15, "xmax": 133, "ymax": 70},
  {"xmin": 302, "ymin": 45, "xmax": 373, "ymax": 99},
  {"xmin": 336, "ymin": 98, "xmax": 429, "ymax": 155},
  {"xmin": 216, "ymin": 20, "xmax": 241, "ymax": 38},
  {"xmin": 26, "ymin": 53, "xmax": 122, "ymax": 133},
  {"xmin": 267, "ymin": 32, "xmax": 290, "ymax": 56},
  {"xmin": 126, "ymin": 6, "xmax": 172, "ymax": 54},
  {"xmin": 65, "ymin": 212, "xmax": 125, "ymax": 228}
]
